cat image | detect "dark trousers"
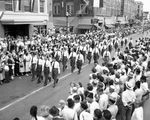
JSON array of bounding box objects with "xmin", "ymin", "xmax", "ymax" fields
[
  {"xmin": 52, "ymin": 68, "xmax": 58, "ymax": 86},
  {"xmin": 87, "ymin": 52, "xmax": 92, "ymax": 64},
  {"xmin": 121, "ymin": 103, "xmax": 133, "ymax": 120},
  {"xmin": 31, "ymin": 64, "xmax": 36, "ymax": 80},
  {"xmin": 76, "ymin": 60, "xmax": 82, "ymax": 74},
  {"xmin": 82, "ymin": 51, "xmax": 86, "ymax": 61},
  {"xmin": 5, "ymin": 71, "xmax": 10, "ymax": 82},
  {"xmin": 93, "ymin": 53, "xmax": 99, "ymax": 62},
  {"xmin": 70, "ymin": 57, "xmax": 76, "ymax": 72},
  {"xmin": 44, "ymin": 67, "xmax": 50, "ymax": 85},
  {"xmin": 36, "ymin": 65, "xmax": 42, "ymax": 83},
  {"xmin": 62, "ymin": 56, "xmax": 68, "ymax": 72}
]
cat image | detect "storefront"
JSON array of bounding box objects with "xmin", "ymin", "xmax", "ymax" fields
[{"xmin": 0, "ymin": 11, "xmax": 49, "ymax": 38}]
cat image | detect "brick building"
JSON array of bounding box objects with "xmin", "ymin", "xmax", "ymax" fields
[{"xmin": 0, "ymin": 0, "xmax": 53, "ymax": 38}]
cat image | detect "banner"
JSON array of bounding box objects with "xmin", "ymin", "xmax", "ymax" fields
[
  {"xmin": 93, "ymin": 0, "xmax": 100, "ymax": 8},
  {"xmin": 30, "ymin": 0, "xmax": 35, "ymax": 12},
  {"xmin": 13, "ymin": 0, "xmax": 21, "ymax": 11}
]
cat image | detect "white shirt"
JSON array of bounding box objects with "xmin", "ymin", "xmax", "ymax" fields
[
  {"xmin": 89, "ymin": 101, "xmax": 100, "ymax": 117},
  {"xmin": 51, "ymin": 61, "xmax": 60, "ymax": 74},
  {"xmin": 135, "ymin": 88, "xmax": 143, "ymax": 101},
  {"xmin": 31, "ymin": 116, "xmax": 45, "ymax": 120},
  {"xmin": 107, "ymin": 104, "xmax": 118, "ymax": 120},
  {"xmin": 32, "ymin": 56, "xmax": 38, "ymax": 64},
  {"xmin": 76, "ymin": 54, "xmax": 84, "ymax": 63},
  {"xmin": 131, "ymin": 107, "xmax": 143, "ymax": 120},
  {"xmin": 44, "ymin": 60, "xmax": 51, "ymax": 68},
  {"xmin": 95, "ymin": 64, "xmax": 102, "ymax": 73},
  {"xmin": 62, "ymin": 50, "xmax": 69, "ymax": 58},
  {"xmin": 69, "ymin": 52, "xmax": 77, "ymax": 58},
  {"xmin": 61, "ymin": 106, "xmax": 78, "ymax": 120},
  {"xmin": 99, "ymin": 93, "xmax": 109, "ymax": 111},
  {"xmin": 80, "ymin": 110, "xmax": 93, "ymax": 120},
  {"xmin": 122, "ymin": 89, "xmax": 136, "ymax": 106}
]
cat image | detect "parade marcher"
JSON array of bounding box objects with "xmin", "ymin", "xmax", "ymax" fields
[
  {"xmin": 103, "ymin": 49, "xmax": 111, "ymax": 66},
  {"xmin": 69, "ymin": 48, "xmax": 77, "ymax": 73},
  {"xmin": 36, "ymin": 55, "xmax": 44, "ymax": 84},
  {"xmin": 51, "ymin": 57, "xmax": 60, "ymax": 88},
  {"xmin": 114, "ymin": 40, "xmax": 119, "ymax": 52},
  {"xmin": 43, "ymin": 56, "xmax": 51, "ymax": 86},
  {"xmin": 82, "ymin": 43, "xmax": 87, "ymax": 62},
  {"xmin": 87, "ymin": 45, "xmax": 93, "ymax": 64},
  {"xmin": 54, "ymin": 47, "xmax": 62, "ymax": 63},
  {"xmin": 31, "ymin": 52, "xmax": 38, "ymax": 81},
  {"xmin": 62, "ymin": 46, "xmax": 69, "ymax": 72},
  {"xmin": 4, "ymin": 61, "xmax": 10, "ymax": 83},
  {"xmin": 92, "ymin": 46, "xmax": 99, "ymax": 63},
  {"xmin": 76, "ymin": 50, "xmax": 84, "ymax": 74}
]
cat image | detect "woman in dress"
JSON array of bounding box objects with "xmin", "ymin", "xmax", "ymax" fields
[{"xmin": 24, "ymin": 52, "xmax": 32, "ymax": 76}]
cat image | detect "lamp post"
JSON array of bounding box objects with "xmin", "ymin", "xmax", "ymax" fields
[{"xmin": 66, "ymin": 12, "xmax": 69, "ymax": 34}]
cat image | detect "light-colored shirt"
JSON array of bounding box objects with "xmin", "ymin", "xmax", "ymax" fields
[
  {"xmin": 89, "ymin": 101, "xmax": 100, "ymax": 117},
  {"xmin": 51, "ymin": 61, "xmax": 60, "ymax": 74},
  {"xmin": 99, "ymin": 93, "xmax": 109, "ymax": 111},
  {"xmin": 107, "ymin": 104, "xmax": 118, "ymax": 120},
  {"xmin": 76, "ymin": 54, "xmax": 84, "ymax": 63},
  {"xmin": 122, "ymin": 89, "xmax": 136, "ymax": 106},
  {"xmin": 131, "ymin": 107, "xmax": 143, "ymax": 120},
  {"xmin": 80, "ymin": 110, "xmax": 93, "ymax": 120}
]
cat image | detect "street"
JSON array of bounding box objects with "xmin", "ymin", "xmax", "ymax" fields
[{"xmin": 0, "ymin": 31, "xmax": 150, "ymax": 120}]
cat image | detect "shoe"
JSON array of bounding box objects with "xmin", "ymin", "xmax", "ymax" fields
[
  {"xmin": 44, "ymin": 83, "xmax": 47, "ymax": 86},
  {"xmin": 53, "ymin": 84, "xmax": 56, "ymax": 88},
  {"xmin": 56, "ymin": 79, "xmax": 59, "ymax": 83}
]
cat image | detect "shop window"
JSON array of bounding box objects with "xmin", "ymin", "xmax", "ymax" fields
[
  {"xmin": 24, "ymin": 0, "xmax": 30, "ymax": 12},
  {"xmin": 5, "ymin": 0, "xmax": 13, "ymax": 11},
  {"xmin": 66, "ymin": 3, "xmax": 74, "ymax": 15},
  {"xmin": 54, "ymin": 4, "xmax": 61, "ymax": 15},
  {"xmin": 40, "ymin": 0, "xmax": 45, "ymax": 13}
]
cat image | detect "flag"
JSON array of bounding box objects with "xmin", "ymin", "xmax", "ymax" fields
[
  {"xmin": 30, "ymin": 0, "xmax": 35, "ymax": 12},
  {"xmin": 93, "ymin": 0, "xmax": 100, "ymax": 8},
  {"xmin": 13, "ymin": 0, "xmax": 21, "ymax": 11},
  {"xmin": 93, "ymin": 0, "xmax": 103, "ymax": 8}
]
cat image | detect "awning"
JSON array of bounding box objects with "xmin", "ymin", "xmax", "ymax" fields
[
  {"xmin": 105, "ymin": 24, "xmax": 114, "ymax": 28},
  {"xmin": 76, "ymin": 24, "xmax": 93, "ymax": 29},
  {"xmin": 0, "ymin": 11, "xmax": 49, "ymax": 25}
]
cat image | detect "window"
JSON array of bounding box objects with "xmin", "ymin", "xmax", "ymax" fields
[
  {"xmin": 24, "ymin": 0, "xmax": 30, "ymax": 12},
  {"xmin": 80, "ymin": 4, "xmax": 88, "ymax": 14},
  {"xmin": 5, "ymin": 0, "xmax": 13, "ymax": 11},
  {"xmin": 54, "ymin": 5, "xmax": 61, "ymax": 15},
  {"xmin": 40, "ymin": 0, "xmax": 45, "ymax": 13},
  {"xmin": 66, "ymin": 3, "xmax": 74, "ymax": 15}
]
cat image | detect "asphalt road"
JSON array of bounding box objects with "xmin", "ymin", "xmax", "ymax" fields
[{"xmin": 0, "ymin": 31, "xmax": 150, "ymax": 120}]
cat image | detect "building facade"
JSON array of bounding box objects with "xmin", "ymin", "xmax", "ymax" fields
[
  {"xmin": 0, "ymin": 0, "xmax": 53, "ymax": 38},
  {"xmin": 53, "ymin": 0, "xmax": 124, "ymax": 33}
]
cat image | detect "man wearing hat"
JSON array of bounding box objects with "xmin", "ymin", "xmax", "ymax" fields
[
  {"xmin": 62, "ymin": 46, "xmax": 69, "ymax": 72},
  {"xmin": 87, "ymin": 44, "xmax": 93, "ymax": 64},
  {"xmin": 69, "ymin": 48, "xmax": 77, "ymax": 73},
  {"xmin": 103, "ymin": 48, "xmax": 111, "ymax": 66},
  {"xmin": 121, "ymin": 82, "xmax": 136, "ymax": 120},
  {"xmin": 51, "ymin": 57, "xmax": 60, "ymax": 88},
  {"xmin": 54, "ymin": 48, "xmax": 61, "ymax": 63}
]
